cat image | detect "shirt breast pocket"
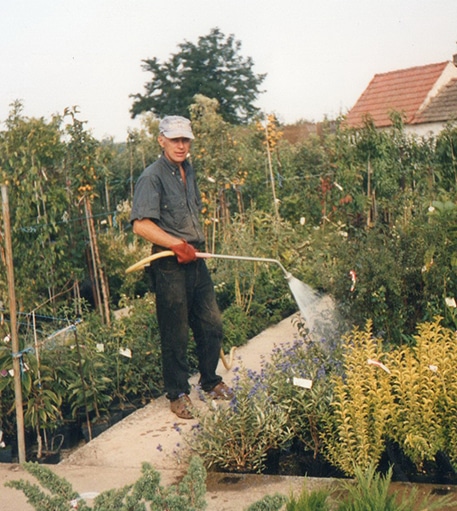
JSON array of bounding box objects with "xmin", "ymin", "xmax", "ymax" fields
[{"xmin": 162, "ymin": 196, "xmax": 187, "ymax": 229}]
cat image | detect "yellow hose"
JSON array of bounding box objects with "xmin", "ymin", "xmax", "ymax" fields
[
  {"xmin": 219, "ymin": 346, "xmax": 237, "ymax": 370},
  {"xmin": 125, "ymin": 250, "xmax": 237, "ymax": 370},
  {"xmin": 125, "ymin": 250, "xmax": 175, "ymax": 273}
]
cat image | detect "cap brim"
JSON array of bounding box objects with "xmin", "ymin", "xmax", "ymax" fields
[{"xmin": 161, "ymin": 130, "xmax": 194, "ymax": 140}]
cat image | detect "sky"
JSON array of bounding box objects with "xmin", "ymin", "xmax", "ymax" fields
[{"xmin": 1, "ymin": 0, "xmax": 456, "ymax": 141}]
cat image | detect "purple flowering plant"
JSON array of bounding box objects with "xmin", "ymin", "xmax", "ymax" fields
[
  {"xmin": 262, "ymin": 328, "xmax": 343, "ymax": 459},
  {"xmin": 188, "ymin": 366, "xmax": 293, "ymax": 473}
]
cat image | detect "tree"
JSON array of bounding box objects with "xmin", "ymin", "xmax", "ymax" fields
[
  {"xmin": 64, "ymin": 107, "xmax": 111, "ymax": 324},
  {"xmin": 0, "ymin": 101, "xmax": 73, "ymax": 313},
  {"xmin": 130, "ymin": 27, "xmax": 266, "ymax": 125}
]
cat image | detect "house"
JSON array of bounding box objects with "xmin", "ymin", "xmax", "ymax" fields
[{"xmin": 345, "ymin": 56, "xmax": 457, "ymax": 136}]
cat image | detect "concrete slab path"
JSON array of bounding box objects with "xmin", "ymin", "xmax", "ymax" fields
[{"xmin": 1, "ymin": 314, "xmax": 310, "ymax": 511}]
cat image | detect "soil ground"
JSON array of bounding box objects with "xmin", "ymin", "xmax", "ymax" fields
[{"xmin": 2, "ymin": 313, "xmax": 457, "ymax": 510}]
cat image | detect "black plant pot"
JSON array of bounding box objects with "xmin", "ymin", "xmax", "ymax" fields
[
  {"xmin": 56, "ymin": 420, "xmax": 82, "ymax": 449},
  {"xmin": 37, "ymin": 450, "xmax": 61, "ymax": 465},
  {"xmin": 0, "ymin": 445, "xmax": 13, "ymax": 463},
  {"xmin": 29, "ymin": 434, "xmax": 64, "ymax": 465},
  {"xmin": 379, "ymin": 441, "xmax": 457, "ymax": 485},
  {"xmin": 121, "ymin": 403, "xmax": 137, "ymax": 418},
  {"xmin": 109, "ymin": 408, "xmax": 123, "ymax": 426},
  {"xmin": 81, "ymin": 417, "xmax": 110, "ymax": 443}
]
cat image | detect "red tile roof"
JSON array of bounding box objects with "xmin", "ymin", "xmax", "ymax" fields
[{"xmin": 345, "ymin": 62, "xmax": 450, "ymax": 128}]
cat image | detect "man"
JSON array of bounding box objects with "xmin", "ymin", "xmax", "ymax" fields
[{"xmin": 130, "ymin": 115, "xmax": 233, "ymax": 419}]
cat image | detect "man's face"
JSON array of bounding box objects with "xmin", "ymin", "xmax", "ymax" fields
[{"xmin": 158, "ymin": 135, "xmax": 191, "ymax": 165}]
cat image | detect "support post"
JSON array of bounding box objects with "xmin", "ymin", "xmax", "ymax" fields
[{"xmin": 1, "ymin": 184, "xmax": 26, "ymax": 463}]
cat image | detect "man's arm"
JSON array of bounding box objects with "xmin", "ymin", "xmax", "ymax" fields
[
  {"xmin": 132, "ymin": 218, "xmax": 180, "ymax": 248},
  {"xmin": 132, "ymin": 218, "xmax": 197, "ymax": 263}
]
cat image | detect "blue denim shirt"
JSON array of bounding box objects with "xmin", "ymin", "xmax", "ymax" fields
[{"xmin": 130, "ymin": 155, "xmax": 205, "ymax": 245}]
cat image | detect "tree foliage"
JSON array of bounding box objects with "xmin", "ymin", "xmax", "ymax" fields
[
  {"xmin": 0, "ymin": 101, "xmax": 73, "ymax": 311},
  {"xmin": 130, "ymin": 27, "xmax": 266, "ymax": 124}
]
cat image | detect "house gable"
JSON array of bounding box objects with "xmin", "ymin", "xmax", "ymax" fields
[
  {"xmin": 345, "ymin": 61, "xmax": 457, "ymax": 129},
  {"xmin": 414, "ymin": 78, "xmax": 457, "ymax": 124}
]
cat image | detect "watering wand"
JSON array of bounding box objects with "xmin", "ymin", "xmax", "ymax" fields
[
  {"xmin": 126, "ymin": 250, "xmax": 319, "ymax": 359},
  {"xmin": 126, "ymin": 250, "xmax": 298, "ymax": 370},
  {"xmin": 126, "ymin": 250, "xmax": 292, "ymax": 280}
]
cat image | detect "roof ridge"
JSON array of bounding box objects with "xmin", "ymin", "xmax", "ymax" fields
[{"xmin": 372, "ymin": 61, "xmax": 449, "ymax": 79}]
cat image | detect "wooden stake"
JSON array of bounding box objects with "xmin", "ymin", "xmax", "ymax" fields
[
  {"xmin": 1, "ymin": 184, "xmax": 26, "ymax": 463},
  {"xmin": 84, "ymin": 195, "xmax": 111, "ymax": 326},
  {"xmin": 265, "ymin": 124, "xmax": 280, "ymax": 222}
]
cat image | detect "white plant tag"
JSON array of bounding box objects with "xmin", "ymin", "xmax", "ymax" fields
[
  {"xmin": 445, "ymin": 297, "xmax": 456, "ymax": 308},
  {"xmin": 119, "ymin": 347, "xmax": 132, "ymax": 358},
  {"xmin": 293, "ymin": 377, "xmax": 313, "ymax": 389},
  {"xmin": 367, "ymin": 358, "xmax": 391, "ymax": 374}
]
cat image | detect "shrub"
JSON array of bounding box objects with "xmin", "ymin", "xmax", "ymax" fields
[
  {"xmin": 336, "ymin": 462, "xmax": 456, "ymax": 511},
  {"xmin": 5, "ymin": 456, "xmax": 207, "ymax": 511},
  {"xmin": 263, "ymin": 329, "xmax": 342, "ymax": 458},
  {"xmin": 286, "ymin": 486, "xmax": 331, "ymax": 511},
  {"xmin": 284, "ymin": 462, "xmax": 457, "ymax": 511},
  {"xmin": 66, "ymin": 316, "xmax": 113, "ymax": 421},
  {"xmin": 189, "ymin": 367, "xmax": 293, "ymax": 473},
  {"xmin": 386, "ymin": 317, "xmax": 454, "ymax": 468},
  {"xmin": 245, "ymin": 494, "xmax": 287, "ymax": 511},
  {"xmin": 221, "ymin": 303, "xmax": 250, "ymax": 350},
  {"xmin": 320, "ymin": 321, "xmax": 393, "ymax": 476},
  {"xmin": 108, "ymin": 293, "xmax": 163, "ymax": 404}
]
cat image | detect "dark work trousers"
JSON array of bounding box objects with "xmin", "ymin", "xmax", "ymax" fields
[{"xmin": 152, "ymin": 256, "xmax": 223, "ymax": 401}]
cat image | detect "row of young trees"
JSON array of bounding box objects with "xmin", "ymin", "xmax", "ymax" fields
[{"xmin": 0, "ymin": 94, "xmax": 456, "ymax": 346}]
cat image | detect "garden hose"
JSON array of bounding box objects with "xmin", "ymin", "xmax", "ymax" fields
[
  {"xmin": 126, "ymin": 250, "xmax": 237, "ymax": 370},
  {"xmin": 126, "ymin": 250, "xmax": 291, "ymax": 278},
  {"xmin": 125, "ymin": 250, "xmax": 176, "ymax": 273},
  {"xmin": 219, "ymin": 346, "xmax": 237, "ymax": 370}
]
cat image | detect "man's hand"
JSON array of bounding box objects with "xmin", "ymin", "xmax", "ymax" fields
[{"xmin": 170, "ymin": 240, "xmax": 197, "ymax": 264}]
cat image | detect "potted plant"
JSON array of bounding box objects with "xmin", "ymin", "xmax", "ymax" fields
[
  {"xmin": 22, "ymin": 353, "xmax": 64, "ymax": 463},
  {"xmin": 67, "ymin": 324, "xmax": 113, "ymax": 442},
  {"xmin": 40, "ymin": 344, "xmax": 82, "ymax": 450}
]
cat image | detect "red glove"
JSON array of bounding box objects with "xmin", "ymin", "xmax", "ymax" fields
[{"xmin": 170, "ymin": 240, "xmax": 197, "ymax": 264}]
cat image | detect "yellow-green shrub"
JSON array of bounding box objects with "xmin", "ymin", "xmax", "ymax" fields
[
  {"xmin": 386, "ymin": 318, "xmax": 452, "ymax": 468},
  {"xmin": 320, "ymin": 321, "xmax": 392, "ymax": 476}
]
